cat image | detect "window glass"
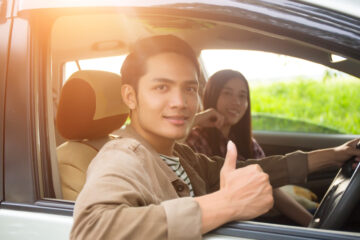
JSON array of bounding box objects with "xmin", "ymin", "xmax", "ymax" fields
[
  {"xmin": 201, "ymin": 50, "xmax": 360, "ymax": 135},
  {"xmin": 63, "ymin": 55, "xmax": 126, "ymax": 84}
]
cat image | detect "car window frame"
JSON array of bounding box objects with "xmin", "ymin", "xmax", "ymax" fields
[
  {"xmin": 0, "ymin": 24, "xmax": 7, "ymax": 203},
  {"xmin": 27, "ymin": 12, "xmax": 74, "ymax": 214},
  {"xmin": 0, "ymin": 0, "xmax": 15, "ymax": 204},
  {"xmin": 209, "ymin": 221, "xmax": 360, "ymax": 240},
  {"xmin": 1, "ymin": 8, "xmax": 74, "ymax": 216}
]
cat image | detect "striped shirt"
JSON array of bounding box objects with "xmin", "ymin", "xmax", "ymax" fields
[{"xmin": 159, "ymin": 154, "xmax": 195, "ymax": 197}]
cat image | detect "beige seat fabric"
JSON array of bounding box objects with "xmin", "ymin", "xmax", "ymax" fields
[
  {"xmin": 57, "ymin": 141, "xmax": 98, "ymax": 201},
  {"xmin": 56, "ymin": 70, "xmax": 129, "ymax": 201}
]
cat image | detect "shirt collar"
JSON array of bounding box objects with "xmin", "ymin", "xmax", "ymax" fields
[{"xmin": 119, "ymin": 124, "xmax": 180, "ymax": 182}]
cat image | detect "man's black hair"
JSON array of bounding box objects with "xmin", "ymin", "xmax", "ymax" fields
[{"xmin": 121, "ymin": 35, "xmax": 200, "ymax": 90}]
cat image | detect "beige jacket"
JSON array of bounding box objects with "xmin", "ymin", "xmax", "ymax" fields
[{"xmin": 71, "ymin": 125, "xmax": 308, "ymax": 240}]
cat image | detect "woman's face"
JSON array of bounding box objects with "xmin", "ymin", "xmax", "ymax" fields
[{"xmin": 216, "ymin": 78, "xmax": 249, "ymax": 126}]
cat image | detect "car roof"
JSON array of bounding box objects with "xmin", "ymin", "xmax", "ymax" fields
[
  {"xmin": 16, "ymin": 0, "xmax": 360, "ymax": 78},
  {"xmin": 15, "ymin": 0, "xmax": 360, "ymax": 19}
]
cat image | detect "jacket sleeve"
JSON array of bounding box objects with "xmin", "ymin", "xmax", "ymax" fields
[
  {"xmin": 235, "ymin": 151, "xmax": 309, "ymax": 188},
  {"xmin": 70, "ymin": 140, "xmax": 202, "ymax": 240},
  {"xmin": 195, "ymin": 148, "xmax": 308, "ymax": 191}
]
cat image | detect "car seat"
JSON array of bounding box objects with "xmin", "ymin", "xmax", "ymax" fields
[{"xmin": 56, "ymin": 70, "xmax": 129, "ymax": 201}]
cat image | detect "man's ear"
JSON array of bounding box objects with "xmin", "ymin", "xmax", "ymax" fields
[{"xmin": 121, "ymin": 84, "xmax": 137, "ymax": 110}]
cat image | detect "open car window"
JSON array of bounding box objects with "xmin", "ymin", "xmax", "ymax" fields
[{"xmin": 201, "ymin": 50, "xmax": 360, "ymax": 135}]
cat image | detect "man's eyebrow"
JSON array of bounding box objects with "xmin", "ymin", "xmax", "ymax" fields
[
  {"xmin": 184, "ymin": 80, "xmax": 199, "ymax": 85},
  {"xmin": 153, "ymin": 78, "xmax": 198, "ymax": 85},
  {"xmin": 153, "ymin": 78, "xmax": 174, "ymax": 84}
]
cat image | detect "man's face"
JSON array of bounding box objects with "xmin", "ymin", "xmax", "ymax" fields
[{"xmin": 131, "ymin": 52, "xmax": 199, "ymax": 143}]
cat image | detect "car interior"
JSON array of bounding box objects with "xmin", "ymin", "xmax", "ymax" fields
[
  {"xmin": 56, "ymin": 70, "xmax": 129, "ymax": 200},
  {"xmin": 36, "ymin": 11, "xmax": 360, "ymax": 232}
]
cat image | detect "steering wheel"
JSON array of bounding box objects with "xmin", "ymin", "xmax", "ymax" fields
[{"xmin": 308, "ymin": 142, "xmax": 360, "ymax": 229}]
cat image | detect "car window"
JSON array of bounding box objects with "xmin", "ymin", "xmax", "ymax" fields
[
  {"xmin": 201, "ymin": 49, "xmax": 360, "ymax": 135},
  {"xmin": 63, "ymin": 55, "xmax": 126, "ymax": 84}
]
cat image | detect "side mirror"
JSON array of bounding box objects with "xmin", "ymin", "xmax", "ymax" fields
[{"xmin": 0, "ymin": 0, "xmax": 7, "ymax": 24}]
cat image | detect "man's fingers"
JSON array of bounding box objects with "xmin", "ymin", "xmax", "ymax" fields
[
  {"xmin": 223, "ymin": 141, "xmax": 237, "ymax": 173},
  {"xmin": 220, "ymin": 141, "xmax": 237, "ymax": 189}
]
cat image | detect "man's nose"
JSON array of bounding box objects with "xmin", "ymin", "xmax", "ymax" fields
[{"xmin": 169, "ymin": 89, "xmax": 187, "ymax": 108}]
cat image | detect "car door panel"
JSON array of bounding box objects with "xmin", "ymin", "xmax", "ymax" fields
[
  {"xmin": 0, "ymin": 209, "xmax": 72, "ymax": 240},
  {"xmin": 208, "ymin": 221, "xmax": 360, "ymax": 240},
  {"xmin": 253, "ymin": 131, "xmax": 357, "ymax": 155}
]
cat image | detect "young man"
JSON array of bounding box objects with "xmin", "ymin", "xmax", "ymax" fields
[{"xmin": 71, "ymin": 35, "xmax": 360, "ymax": 239}]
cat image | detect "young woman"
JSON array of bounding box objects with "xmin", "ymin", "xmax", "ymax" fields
[
  {"xmin": 187, "ymin": 69, "xmax": 314, "ymax": 226},
  {"xmin": 187, "ymin": 69, "xmax": 263, "ymax": 161}
]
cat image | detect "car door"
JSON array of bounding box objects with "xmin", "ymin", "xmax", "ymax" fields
[
  {"xmin": 0, "ymin": 0, "xmax": 73, "ymax": 239},
  {"xmin": 1, "ymin": 0, "xmax": 359, "ymax": 239}
]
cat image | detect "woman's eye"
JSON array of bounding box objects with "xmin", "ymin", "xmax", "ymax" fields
[{"xmin": 239, "ymin": 94, "xmax": 247, "ymax": 99}]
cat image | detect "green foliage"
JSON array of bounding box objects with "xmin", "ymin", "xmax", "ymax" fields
[
  {"xmin": 252, "ymin": 113, "xmax": 343, "ymax": 134},
  {"xmin": 250, "ymin": 77, "xmax": 360, "ymax": 134}
]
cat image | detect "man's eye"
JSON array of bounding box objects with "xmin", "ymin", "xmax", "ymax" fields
[
  {"xmin": 155, "ymin": 85, "xmax": 168, "ymax": 91},
  {"xmin": 186, "ymin": 87, "xmax": 197, "ymax": 93}
]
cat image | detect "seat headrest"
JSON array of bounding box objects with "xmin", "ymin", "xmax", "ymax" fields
[{"xmin": 56, "ymin": 70, "xmax": 129, "ymax": 140}]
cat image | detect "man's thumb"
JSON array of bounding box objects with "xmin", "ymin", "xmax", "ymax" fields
[{"xmin": 223, "ymin": 141, "xmax": 237, "ymax": 172}]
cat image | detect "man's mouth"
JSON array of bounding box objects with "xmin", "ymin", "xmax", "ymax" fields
[{"xmin": 163, "ymin": 115, "xmax": 189, "ymax": 125}]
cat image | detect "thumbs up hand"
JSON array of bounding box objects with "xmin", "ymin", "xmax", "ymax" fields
[
  {"xmin": 195, "ymin": 141, "xmax": 274, "ymax": 234},
  {"xmin": 219, "ymin": 141, "xmax": 274, "ymax": 221}
]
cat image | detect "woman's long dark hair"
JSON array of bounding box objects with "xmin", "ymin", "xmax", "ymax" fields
[{"xmin": 203, "ymin": 69, "xmax": 253, "ymax": 159}]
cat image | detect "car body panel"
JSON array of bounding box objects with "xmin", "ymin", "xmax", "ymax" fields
[{"xmin": 0, "ymin": 209, "xmax": 72, "ymax": 240}]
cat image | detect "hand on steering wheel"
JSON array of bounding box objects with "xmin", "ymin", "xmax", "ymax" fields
[{"xmin": 309, "ymin": 141, "xmax": 360, "ymax": 229}]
